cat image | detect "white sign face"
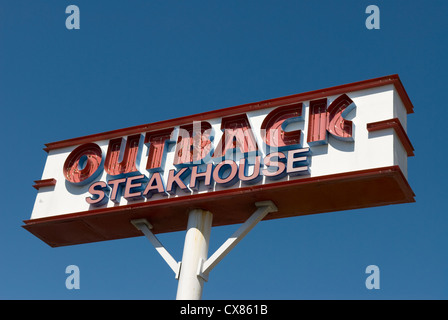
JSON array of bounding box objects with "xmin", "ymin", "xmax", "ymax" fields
[{"xmin": 25, "ymin": 75, "xmax": 415, "ymax": 247}]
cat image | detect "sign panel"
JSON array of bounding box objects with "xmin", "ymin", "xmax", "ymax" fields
[{"xmin": 24, "ymin": 75, "xmax": 415, "ymax": 247}]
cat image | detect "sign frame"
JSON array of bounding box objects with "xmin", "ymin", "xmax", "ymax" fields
[{"xmin": 23, "ymin": 74, "xmax": 415, "ymax": 248}]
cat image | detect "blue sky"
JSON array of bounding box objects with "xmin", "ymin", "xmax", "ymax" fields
[{"xmin": 1, "ymin": 0, "xmax": 447, "ymax": 299}]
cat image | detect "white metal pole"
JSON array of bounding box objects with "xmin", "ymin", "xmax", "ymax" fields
[{"xmin": 176, "ymin": 209, "xmax": 213, "ymax": 300}]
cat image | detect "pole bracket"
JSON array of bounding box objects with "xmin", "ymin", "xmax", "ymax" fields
[
  {"xmin": 197, "ymin": 259, "xmax": 209, "ymax": 282},
  {"xmin": 197, "ymin": 200, "xmax": 278, "ymax": 279},
  {"xmin": 131, "ymin": 200, "xmax": 278, "ymax": 287},
  {"xmin": 131, "ymin": 218, "xmax": 182, "ymax": 279}
]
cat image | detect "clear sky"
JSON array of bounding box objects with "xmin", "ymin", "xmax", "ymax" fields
[{"xmin": 1, "ymin": 0, "xmax": 447, "ymax": 300}]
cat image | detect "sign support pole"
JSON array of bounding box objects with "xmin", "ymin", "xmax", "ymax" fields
[
  {"xmin": 131, "ymin": 201, "xmax": 277, "ymax": 300},
  {"xmin": 176, "ymin": 209, "xmax": 213, "ymax": 300}
]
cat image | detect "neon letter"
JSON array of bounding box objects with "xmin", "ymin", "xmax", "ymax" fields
[
  {"xmin": 123, "ymin": 175, "xmax": 147, "ymax": 201},
  {"xmin": 262, "ymin": 152, "xmax": 287, "ymax": 180},
  {"xmin": 107, "ymin": 178, "xmax": 126, "ymax": 203},
  {"xmin": 143, "ymin": 172, "xmax": 166, "ymax": 198},
  {"xmin": 286, "ymin": 148, "xmax": 309, "ymax": 176},
  {"xmin": 307, "ymin": 94, "xmax": 355, "ymax": 145},
  {"xmin": 174, "ymin": 122, "xmax": 213, "ymax": 167},
  {"xmin": 166, "ymin": 168, "xmax": 190, "ymax": 194},
  {"xmin": 189, "ymin": 163, "xmax": 213, "ymax": 191},
  {"xmin": 213, "ymin": 114, "xmax": 258, "ymax": 160},
  {"xmin": 238, "ymin": 156, "xmax": 262, "ymax": 184},
  {"xmin": 86, "ymin": 181, "xmax": 110, "ymax": 206},
  {"xmin": 213, "ymin": 160, "xmax": 239, "ymax": 187},
  {"xmin": 63, "ymin": 143, "xmax": 103, "ymax": 186},
  {"xmin": 145, "ymin": 128, "xmax": 176, "ymax": 172},
  {"xmin": 261, "ymin": 103, "xmax": 303, "ymax": 151},
  {"xmin": 104, "ymin": 134, "xmax": 144, "ymax": 176}
]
